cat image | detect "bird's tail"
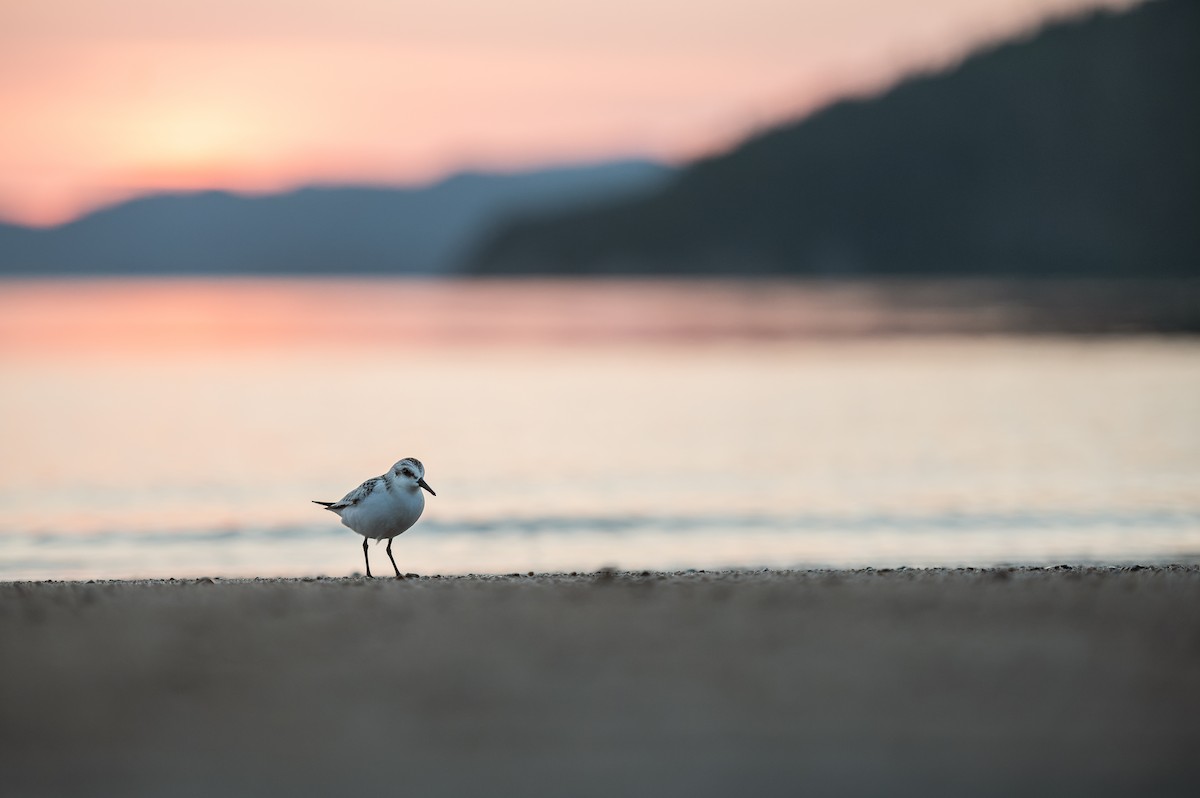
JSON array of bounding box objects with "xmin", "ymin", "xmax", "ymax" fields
[{"xmin": 312, "ymin": 500, "xmax": 335, "ymax": 507}]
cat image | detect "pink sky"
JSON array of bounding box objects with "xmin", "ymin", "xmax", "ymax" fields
[{"xmin": 0, "ymin": 0, "xmax": 1137, "ymax": 226}]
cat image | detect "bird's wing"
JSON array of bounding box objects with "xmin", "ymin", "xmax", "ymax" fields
[{"xmin": 320, "ymin": 476, "xmax": 382, "ymax": 510}]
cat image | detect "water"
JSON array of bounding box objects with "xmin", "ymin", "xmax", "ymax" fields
[{"xmin": 2, "ymin": 278, "xmax": 1198, "ymax": 580}]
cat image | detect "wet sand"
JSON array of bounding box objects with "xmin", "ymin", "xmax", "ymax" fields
[{"xmin": 2, "ymin": 567, "xmax": 1198, "ymax": 797}]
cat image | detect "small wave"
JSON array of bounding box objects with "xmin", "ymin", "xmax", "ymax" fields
[{"xmin": 3, "ymin": 508, "xmax": 1198, "ymax": 547}]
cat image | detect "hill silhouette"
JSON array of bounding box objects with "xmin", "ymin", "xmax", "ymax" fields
[
  {"xmin": 0, "ymin": 161, "xmax": 670, "ymax": 275},
  {"xmin": 470, "ymin": 0, "xmax": 1199, "ymax": 276}
]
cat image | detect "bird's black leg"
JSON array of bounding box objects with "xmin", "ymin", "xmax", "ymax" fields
[
  {"xmin": 386, "ymin": 538, "xmax": 403, "ymax": 579},
  {"xmin": 362, "ymin": 537, "xmax": 373, "ymax": 578}
]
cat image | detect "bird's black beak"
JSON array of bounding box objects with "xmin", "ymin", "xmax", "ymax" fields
[{"xmin": 418, "ymin": 478, "xmax": 436, "ymax": 496}]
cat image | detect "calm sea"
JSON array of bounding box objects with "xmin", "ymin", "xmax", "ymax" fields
[{"xmin": 1, "ymin": 278, "xmax": 1198, "ymax": 580}]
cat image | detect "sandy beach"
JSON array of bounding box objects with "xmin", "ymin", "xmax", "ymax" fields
[{"xmin": 2, "ymin": 567, "xmax": 1198, "ymax": 797}]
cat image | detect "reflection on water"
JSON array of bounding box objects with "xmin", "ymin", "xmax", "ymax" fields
[{"xmin": 1, "ymin": 278, "xmax": 1198, "ymax": 579}]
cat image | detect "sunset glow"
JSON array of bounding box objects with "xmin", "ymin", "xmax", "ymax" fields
[{"xmin": 0, "ymin": 0, "xmax": 1138, "ymax": 226}]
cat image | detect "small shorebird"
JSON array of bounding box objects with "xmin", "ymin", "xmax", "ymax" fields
[{"xmin": 313, "ymin": 457, "xmax": 435, "ymax": 578}]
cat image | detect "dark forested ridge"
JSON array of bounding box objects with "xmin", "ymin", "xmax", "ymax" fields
[
  {"xmin": 0, "ymin": 161, "xmax": 670, "ymax": 275},
  {"xmin": 470, "ymin": 0, "xmax": 1199, "ymax": 276}
]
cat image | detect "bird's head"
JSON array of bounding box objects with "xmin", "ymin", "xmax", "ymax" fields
[{"xmin": 392, "ymin": 457, "xmax": 436, "ymax": 496}]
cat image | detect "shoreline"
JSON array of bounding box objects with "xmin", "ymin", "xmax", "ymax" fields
[
  {"xmin": 4, "ymin": 562, "xmax": 1196, "ymax": 584},
  {"xmin": 3, "ymin": 567, "xmax": 1198, "ymax": 796}
]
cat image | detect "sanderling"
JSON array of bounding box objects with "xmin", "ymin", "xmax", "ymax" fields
[{"xmin": 313, "ymin": 457, "xmax": 436, "ymax": 578}]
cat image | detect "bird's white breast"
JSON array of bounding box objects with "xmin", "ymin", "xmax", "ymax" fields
[{"xmin": 338, "ymin": 484, "xmax": 425, "ymax": 540}]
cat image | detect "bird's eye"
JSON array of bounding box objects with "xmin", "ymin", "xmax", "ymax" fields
[{"xmin": 402, "ymin": 469, "xmax": 414, "ymax": 478}]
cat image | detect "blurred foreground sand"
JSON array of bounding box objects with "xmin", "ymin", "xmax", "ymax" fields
[{"xmin": 2, "ymin": 568, "xmax": 1198, "ymax": 797}]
